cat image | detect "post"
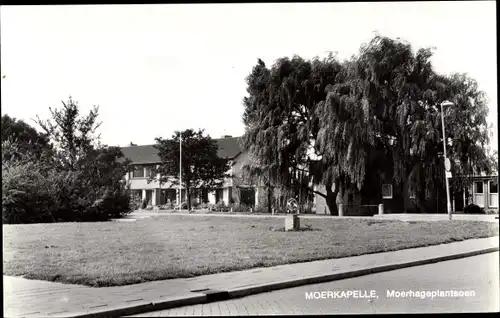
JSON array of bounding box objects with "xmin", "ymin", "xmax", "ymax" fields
[
  {"xmin": 378, "ymin": 203, "xmax": 384, "ymax": 215},
  {"xmin": 440, "ymin": 103, "xmax": 452, "ymax": 220},
  {"xmin": 338, "ymin": 203, "xmax": 344, "ymax": 217}
]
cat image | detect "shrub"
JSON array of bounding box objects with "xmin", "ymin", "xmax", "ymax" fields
[
  {"xmin": 2, "ymin": 161, "xmax": 56, "ymax": 223},
  {"xmin": 130, "ymin": 201, "xmax": 140, "ymax": 211},
  {"xmin": 99, "ymin": 188, "xmax": 131, "ymax": 219},
  {"xmin": 463, "ymin": 204, "xmax": 485, "ymax": 214},
  {"xmin": 254, "ymin": 202, "xmax": 268, "ymax": 213},
  {"xmin": 484, "ymin": 209, "xmax": 499, "ymax": 215},
  {"xmin": 230, "ymin": 202, "xmax": 252, "ymax": 212},
  {"xmin": 140, "ymin": 198, "xmax": 148, "ymax": 210},
  {"xmin": 176, "ymin": 201, "xmax": 188, "ymax": 210},
  {"xmin": 215, "ymin": 200, "xmax": 226, "ymax": 211},
  {"xmin": 2, "ymin": 161, "xmax": 133, "ymax": 223},
  {"xmin": 191, "ymin": 200, "xmax": 200, "ymax": 209}
]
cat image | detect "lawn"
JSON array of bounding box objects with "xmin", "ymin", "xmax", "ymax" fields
[{"xmin": 3, "ymin": 216, "xmax": 498, "ymax": 287}]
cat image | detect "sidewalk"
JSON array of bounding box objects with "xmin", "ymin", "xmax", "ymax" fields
[
  {"xmin": 373, "ymin": 213, "xmax": 499, "ymax": 223},
  {"xmin": 4, "ymin": 236, "xmax": 499, "ymax": 318},
  {"xmin": 123, "ymin": 210, "xmax": 373, "ymax": 220}
]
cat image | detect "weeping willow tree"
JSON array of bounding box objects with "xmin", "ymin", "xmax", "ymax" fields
[
  {"xmin": 242, "ymin": 35, "xmax": 494, "ymax": 215},
  {"xmin": 321, "ymin": 35, "xmax": 493, "ymax": 213},
  {"xmin": 242, "ymin": 54, "xmax": 344, "ymax": 214}
]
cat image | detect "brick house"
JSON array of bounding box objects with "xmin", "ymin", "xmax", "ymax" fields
[
  {"xmin": 120, "ymin": 135, "xmax": 265, "ymax": 207},
  {"xmin": 314, "ymin": 174, "xmax": 499, "ymax": 215}
]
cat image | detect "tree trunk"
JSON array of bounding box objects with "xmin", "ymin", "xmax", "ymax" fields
[
  {"xmin": 325, "ymin": 183, "xmax": 339, "ymax": 216},
  {"xmin": 186, "ymin": 187, "xmax": 191, "ymax": 211},
  {"xmin": 267, "ymin": 184, "xmax": 272, "ymax": 213}
]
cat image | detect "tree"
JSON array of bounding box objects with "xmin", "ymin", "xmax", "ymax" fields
[
  {"xmin": 1, "ymin": 114, "xmax": 52, "ymax": 163},
  {"xmin": 241, "ymin": 55, "xmax": 348, "ymax": 215},
  {"xmin": 319, "ymin": 35, "xmax": 494, "ymax": 213},
  {"xmin": 242, "ymin": 35, "xmax": 495, "ymax": 215},
  {"xmin": 149, "ymin": 129, "xmax": 231, "ymax": 211},
  {"xmin": 34, "ymin": 96, "xmax": 102, "ymax": 171},
  {"xmin": 32, "ymin": 96, "xmax": 131, "ymax": 220}
]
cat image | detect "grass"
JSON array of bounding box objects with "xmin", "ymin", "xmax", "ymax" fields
[{"xmin": 3, "ymin": 216, "xmax": 498, "ymax": 287}]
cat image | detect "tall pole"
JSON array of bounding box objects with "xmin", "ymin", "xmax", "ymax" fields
[
  {"xmin": 441, "ymin": 102, "xmax": 452, "ymax": 220},
  {"xmin": 179, "ymin": 131, "xmax": 182, "ymax": 209}
]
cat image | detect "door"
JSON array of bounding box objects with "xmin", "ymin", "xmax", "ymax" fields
[
  {"xmin": 454, "ymin": 188, "xmax": 465, "ymax": 211},
  {"xmin": 145, "ymin": 190, "xmax": 153, "ymax": 205},
  {"xmin": 215, "ymin": 189, "xmax": 224, "ymax": 204}
]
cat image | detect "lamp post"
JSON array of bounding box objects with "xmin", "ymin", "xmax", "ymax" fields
[{"xmin": 440, "ymin": 100, "xmax": 454, "ymax": 220}]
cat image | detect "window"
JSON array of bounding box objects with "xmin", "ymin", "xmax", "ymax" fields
[
  {"xmin": 145, "ymin": 166, "xmax": 154, "ymax": 178},
  {"xmin": 474, "ymin": 181, "xmax": 485, "ymax": 207},
  {"xmin": 382, "ymin": 184, "xmax": 393, "ymax": 199},
  {"xmin": 475, "ymin": 181, "xmax": 484, "ymax": 194},
  {"xmin": 489, "ymin": 180, "xmax": 498, "ymax": 194},
  {"xmin": 132, "ymin": 166, "xmax": 144, "ymax": 178},
  {"xmin": 489, "ymin": 180, "xmax": 498, "ymax": 208}
]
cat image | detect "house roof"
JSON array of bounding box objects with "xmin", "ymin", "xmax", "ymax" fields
[{"xmin": 120, "ymin": 136, "xmax": 243, "ymax": 165}]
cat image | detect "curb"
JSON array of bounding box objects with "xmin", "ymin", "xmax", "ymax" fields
[
  {"xmin": 69, "ymin": 294, "xmax": 207, "ymax": 318},
  {"xmin": 65, "ymin": 245, "xmax": 499, "ymax": 318}
]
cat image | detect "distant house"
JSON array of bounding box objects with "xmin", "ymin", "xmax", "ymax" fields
[
  {"xmin": 314, "ymin": 173, "xmax": 499, "ymax": 215},
  {"xmin": 452, "ymin": 174, "xmax": 499, "ymax": 211},
  {"xmin": 120, "ymin": 135, "xmax": 263, "ymax": 207}
]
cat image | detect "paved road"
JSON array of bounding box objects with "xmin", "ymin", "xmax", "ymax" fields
[{"xmin": 132, "ymin": 252, "xmax": 499, "ymax": 316}]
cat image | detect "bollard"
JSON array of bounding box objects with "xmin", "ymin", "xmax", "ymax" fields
[
  {"xmin": 338, "ymin": 204, "xmax": 344, "ymax": 217},
  {"xmin": 378, "ymin": 203, "xmax": 384, "ymax": 215},
  {"xmin": 285, "ymin": 214, "xmax": 300, "ymax": 231}
]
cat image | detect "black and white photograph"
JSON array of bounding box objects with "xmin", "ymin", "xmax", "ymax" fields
[{"xmin": 1, "ymin": 1, "xmax": 498, "ymax": 316}]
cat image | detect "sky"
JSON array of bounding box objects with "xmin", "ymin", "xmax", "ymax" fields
[{"xmin": 0, "ymin": 2, "xmax": 497, "ymax": 151}]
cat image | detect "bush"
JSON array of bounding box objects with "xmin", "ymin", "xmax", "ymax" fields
[
  {"xmin": 2, "ymin": 160, "xmax": 131, "ymax": 224},
  {"xmin": 176, "ymin": 201, "xmax": 188, "ymax": 210},
  {"xmin": 140, "ymin": 198, "xmax": 148, "ymax": 210},
  {"xmin": 215, "ymin": 200, "xmax": 226, "ymax": 211},
  {"xmin": 463, "ymin": 204, "xmax": 485, "ymax": 214},
  {"xmin": 191, "ymin": 200, "xmax": 200, "ymax": 209},
  {"xmin": 254, "ymin": 202, "xmax": 269, "ymax": 213},
  {"xmin": 130, "ymin": 201, "xmax": 141, "ymax": 211},
  {"xmin": 97, "ymin": 188, "xmax": 132, "ymax": 219},
  {"xmin": 229, "ymin": 202, "xmax": 252, "ymax": 212},
  {"xmin": 2, "ymin": 161, "xmax": 56, "ymax": 223}
]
